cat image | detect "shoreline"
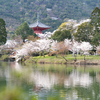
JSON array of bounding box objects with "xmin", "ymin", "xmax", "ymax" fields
[
  {"xmin": 1, "ymin": 54, "xmax": 100, "ymax": 65},
  {"xmin": 24, "ymin": 57, "xmax": 99, "ymax": 65}
]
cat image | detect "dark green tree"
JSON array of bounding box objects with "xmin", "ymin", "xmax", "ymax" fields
[
  {"xmin": 0, "ymin": 18, "xmax": 7, "ymax": 45},
  {"xmin": 90, "ymin": 7, "xmax": 100, "ymax": 26},
  {"xmin": 73, "ymin": 22, "xmax": 93, "ymax": 42},
  {"xmin": 51, "ymin": 30, "xmax": 71, "ymax": 42},
  {"xmin": 15, "ymin": 22, "xmax": 37, "ymax": 40},
  {"xmin": 90, "ymin": 7, "xmax": 100, "ymax": 46}
]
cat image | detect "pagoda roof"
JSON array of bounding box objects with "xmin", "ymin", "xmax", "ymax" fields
[{"xmin": 29, "ymin": 21, "xmax": 51, "ymax": 29}]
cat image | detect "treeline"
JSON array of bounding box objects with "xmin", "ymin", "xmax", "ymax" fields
[
  {"xmin": 51, "ymin": 7, "xmax": 100, "ymax": 47},
  {"xmin": 0, "ymin": 0, "xmax": 99, "ymax": 34}
]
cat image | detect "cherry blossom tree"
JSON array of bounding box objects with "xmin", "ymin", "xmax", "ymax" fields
[
  {"xmin": 50, "ymin": 40, "xmax": 58, "ymax": 57},
  {"xmin": 80, "ymin": 42, "xmax": 93, "ymax": 60},
  {"xmin": 70, "ymin": 40, "xmax": 81, "ymax": 57},
  {"xmin": 56, "ymin": 41, "xmax": 68, "ymax": 61},
  {"xmin": 50, "ymin": 40, "xmax": 70, "ymax": 61},
  {"xmin": 64, "ymin": 39, "xmax": 72, "ymax": 54},
  {"xmin": 15, "ymin": 41, "xmax": 40, "ymax": 62},
  {"xmin": 36, "ymin": 39, "xmax": 53, "ymax": 57},
  {"xmin": 16, "ymin": 39, "xmax": 53, "ymax": 59},
  {"xmin": 96, "ymin": 46, "xmax": 100, "ymax": 55},
  {"xmin": 1, "ymin": 40, "xmax": 18, "ymax": 54},
  {"xmin": 13, "ymin": 35, "xmax": 23, "ymax": 45},
  {"xmin": 0, "ymin": 45, "xmax": 4, "ymax": 55}
]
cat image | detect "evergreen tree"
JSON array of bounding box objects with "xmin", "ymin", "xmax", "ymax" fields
[
  {"xmin": 0, "ymin": 18, "xmax": 7, "ymax": 45},
  {"xmin": 15, "ymin": 22, "xmax": 37, "ymax": 40},
  {"xmin": 90, "ymin": 7, "xmax": 100, "ymax": 46},
  {"xmin": 73, "ymin": 22, "xmax": 93, "ymax": 43}
]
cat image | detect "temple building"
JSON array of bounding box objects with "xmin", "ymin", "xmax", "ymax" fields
[{"xmin": 29, "ymin": 13, "xmax": 51, "ymax": 34}]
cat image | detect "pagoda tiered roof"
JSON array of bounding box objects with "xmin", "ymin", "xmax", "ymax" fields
[
  {"xmin": 29, "ymin": 20, "xmax": 51, "ymax": 34},
  {"xmin": 29, "ymin": 21, "xmax": 51, "ymax": 29}
]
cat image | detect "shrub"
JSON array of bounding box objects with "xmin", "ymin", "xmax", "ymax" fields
[
  {"xmin": 48, "ymin": 51, "xmax": 57, "ymax": 56},
  {"xmin": 0, "ymin": 55, "xmax": 9, "ymax": 61},
  {"xmin": 31, "ymin": 52, "xmax": 39, "ymax": 56},
  {"xmin": 39, "ymin": 51, "xmax": 48, "ymax": 56}
]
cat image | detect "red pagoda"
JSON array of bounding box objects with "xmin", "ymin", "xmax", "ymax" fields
[{"xmin": 29, "ymin": 14, "xmax": 51, "ymax": 34}]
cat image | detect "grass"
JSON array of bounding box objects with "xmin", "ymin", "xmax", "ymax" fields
[
  {"xmin": 38, "ymin": 54, "xmax": 100, "ymax": 60},
  {"xmin": 24, "ymin": 54, "xmax": 100, "ymax": 65}
]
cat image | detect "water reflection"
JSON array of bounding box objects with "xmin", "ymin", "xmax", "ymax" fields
[
  {"xmin": 31, "ymin": 71, "xmax": 58, "ymax": 89},
  {"xmin": 0, "ymin": 61, "xmax": 100, "ymax": 100},
  {"xmin": 64, "ymin": 70, "xmax": 92, "ymax": 87}
]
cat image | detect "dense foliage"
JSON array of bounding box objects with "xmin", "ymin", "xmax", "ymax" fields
[
  {"xmin": 0, "ymin": 18, "xmax": 7, "ymax": 45},
  {"xmin": 15, "ymin": 22, "xmax": 37, "ymax": 40},
  {"xmin": 51, "ymin": 30, "xmax": 71, "ymax": 42},
  {"xmin": 0, "ymin": 0, "xmax": 99, "ymax": 34},
  {"xmin": 90, "ymin": 7, "xmax": 100, "ymax": 46},
  {"xmin": 73, "ymin": 22, "xmax": 93, "ymax": 42}
]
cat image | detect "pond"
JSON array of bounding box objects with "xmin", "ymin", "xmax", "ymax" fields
[{"xmin": 0, "ymin": 61, "xmax": 100, "ymax": 100}]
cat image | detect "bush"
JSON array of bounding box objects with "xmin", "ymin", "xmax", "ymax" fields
[
  {"xmin": 31, "ymin": 52, "xmax": 39, "ymax": 56},
  {"xmin": 39, "ymin": 51, "xmax": 48, "ymax": 56},
  {"xmin": 48, "ymin": 51, "xmax": 57, "ymax": 56},
  {"xmin": 1, "ymin": 49, "xmax": 12, "ymax": 54},
  {"xmin": 16, "ymin": 56, "xmax": 29, "ymax": 63},
  {"xmin": 0, "ymin": 55, "xmax": 9, "ymax": 61}
]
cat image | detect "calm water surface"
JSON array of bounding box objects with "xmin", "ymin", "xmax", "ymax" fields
[{"xmin": 0, "ymin": 61, "xmax": 100, "ymax": 100}]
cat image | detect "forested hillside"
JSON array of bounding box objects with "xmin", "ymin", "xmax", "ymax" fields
[{"xmin": 0, "ymin": 0, "xmax": 100, "ymax": 33}]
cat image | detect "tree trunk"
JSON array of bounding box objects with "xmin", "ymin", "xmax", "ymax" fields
[
  {"xmin": 74, "ymin": 54, "xmax": 77, "ymax": 62},
  {"xmin": 84, "ymin": 54, "xmax": 85, "ymax": 60},
  {"xmin": 62, "ymin": 56, "xmax": 67, "ymax": 62},
  {"xmin": 56, "ymin": 53, "xmax": 57, "ymax": 58},
  {"xmin": 42, "ymin": 51, "xmax": 45, "ymax": 57}
]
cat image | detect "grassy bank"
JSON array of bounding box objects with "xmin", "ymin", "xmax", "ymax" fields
[
  {"xmin": 24, "ymin": 54, "xmax": 100, "ymax": 65},
  {"xmin": 0, "ymin": 54, "xmax": 15, "ymax": 61}
]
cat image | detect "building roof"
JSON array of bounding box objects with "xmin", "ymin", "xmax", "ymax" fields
[{"xmin": 29, "ymin": 21, "xmax": 51, "ymax": 29}]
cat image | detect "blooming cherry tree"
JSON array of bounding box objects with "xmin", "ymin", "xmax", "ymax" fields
[
  {"xmin": 96, "ymin": 46, "xmax": 100, "ymax": 55},
  {"xmin": 80, "ymin": 42, "xmax": 93, "ymax": 60},
  {"xmin": 70, "ymin": 40, "xmax": 81, "ymax": 56},
  {"xmin": 50, "ymin": 40, "xmax": 58, "ymax": 57},
  {"xmin": 80, "ymin": 42, "xmax": 92, "ymax": 54},
  {"xmin": 36, "ymin": 39, "xmax": 53, "ymax": 57},
  {"xmin": 64, "ymin": 39, "xmax": 72, "ymax": 52}
]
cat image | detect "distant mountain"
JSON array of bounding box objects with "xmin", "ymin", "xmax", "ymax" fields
[{"xmin": 0, "ymin": 0, "xmax": 99, "ymax": 33}]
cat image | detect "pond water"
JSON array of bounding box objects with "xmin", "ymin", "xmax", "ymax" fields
[{"xmin": 0, "ymin": 61, "xmax": 100, "ymax": 100}]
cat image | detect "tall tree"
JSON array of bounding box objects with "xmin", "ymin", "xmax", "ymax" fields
[
  {"xmin": 0, "ymin": 18, "xmax": 7, "ymax": 45},
  {"xmin": 15, "ymin": 22, "xmax": 37, "ymax": 40},
  {"xmin": 90, "ymin": 7, "xmax": 100, "ymax": 46},
  {"xmin": 58, "ymin": 20, "xmax": 77, "ymax": 41},
  {"xmin": 73, "ymin": 22, "xmax": 93, "ymax": 43}
]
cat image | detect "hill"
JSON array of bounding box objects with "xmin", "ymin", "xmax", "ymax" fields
[{"xmin": 0, "ymin": 0, "xmax": 99, "ymax": 34}]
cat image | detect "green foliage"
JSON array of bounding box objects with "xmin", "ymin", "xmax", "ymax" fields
[
  {"xmin": 90, "ymin": 7, "xmax": 100, "ymax": 46},
  {"xmin": 0, "ymin": 87, "xmax": 25, "ymax": 100},
  {"xmin": 73, "ymin": 22, "xmax": 93, "ymax": 42},
  {"xmin": 0, "ymin": 87, "xmax": 38, "ymax": 100},
  {"xmin": 39, "ymin": 51, "xmax": 48, "ymax": 56},
  {"xmin": 11, "ymin": 34, "xmax": 16, "ymax": 40},
  {"xmin": 42, "ymin": 18, "xmax": 62, "ymax": 32},
  {"xmin": 1, "ymin": 0, "xmax": 99, "ymax": 34},
  {"xmin": 47, "ymin": 95, "xmax": 64, "ymax": 100},
  {"xmin": 15, "ymin": 22, "xmax": 36, "ymax": 39},
  {"xmin": 51, "ymin": 30, "xmax": 71, "ymax": 41},
  {"xmin": 0, "ymin": 18, "xmax": 7, "ymax": 45},
  {"xmin": 90, "ymin": 7, "xmax": 100, "ymax": 26},
  {"xmin": 58, "ymin": 22, "xmax": 67, "ymax": 30},
  {"xmin": 91, "ymin": 32, "xmax": 100, "ymax": 46},
  {"xmin": 0, "ymin": 55, "xmax": 9, "ymax": 61}
]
